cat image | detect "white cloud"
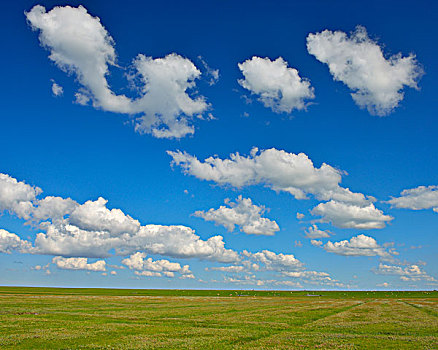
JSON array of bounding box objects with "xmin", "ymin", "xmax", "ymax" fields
[
  {"xmin": 208, "ymin": 265, "xmax": 245, "ymax": 273},
  {"xmin": 26, "ymin": 5, "xmax": 209, "ymax": 139},
  {"xmin": 0, "ymin": 173, "xmax": 41, "ymax": 220},
  {"xmin": 168, "ymin": 147, "xmax": 370, "ymax": 205},
  {"xmin": 375, "ymin": 263, "xmax": 436, "ymax": 282},
  {"xmin": 377, "ymin": 282, "xmax": 389, "ymax": 287},
  {"xmin": 0, "ymin": 229, "xmax": 32, "ymax": 254},
  {"xmin": 238, "ymin": 56, "xmax": 314, "ymax": 113},
  {"xmin": 74, "ymin": 91, "xmax": 91, "ymax": 105},
  {"xmin": 296, "ymin": 212, "xmax": 305, "ymax": 220},
  {"xmin": 387, "ymin": 185, "xmax": 438, "ymax": 212},
  {"xmin": 310, "ymin": 240, "xmax": 323, "ymax": 247},
  {"xmin": 26, "ymin": 5, "xmax": 132, "ymax": 113},
  {"xmin": 34, "ymin": 220, "xmax": 239, "ymax": 263},
  {"xmin": 0, "ymin": 172, "xmax": 238, "ymax": 263},
  {"xmin": 323, "ymin": 234, "xmax": 394, "ymax": 259},
  {"xmin": 194, "ymin": 196, "xmax": 279, "ymax": 235},
  {"xmin": 305, "ymin": 224, "xmax": 331, "ymax": 239},
  {"xmin": 135, "ymin": 270, "xmax": 161, "ymax": 277},
  {"xmin": 52, "ymin": 256, "xmax": 106, "ymax": 271},
  {"xmin": 51, "ymin": 80, "xmax": 63, "ymax": 96},
  {"xmin": 32, "ymin": 196, "xmax": 78, "ymax": 222},
  {"xmin": 132, "ymin": 54, "xmax": 209, "ymax": 138},
  {"xmin": 311, "ymin": 200, "xmax": 393, "ymax": 229},
  {"xmin": 242, "ymin": 249, "xmax": 303, "ymax": 272},
  {"xmin": 122, "ymin": 252, "xmax": 193, "ymax": 278},
  {"xmin": 110, "ymin": 270, "xmax": 117, "ymax": 275},
  {"xmin": 307, "ymin": 26, "xmax": 423, "ymax": 116},
  {"xmin": 69, "ymin": 197, "xmax": 140, "ymax": 235},
  {"xmin": 282, "ymin": 271, "xmax": 328, "ymax": 278}
]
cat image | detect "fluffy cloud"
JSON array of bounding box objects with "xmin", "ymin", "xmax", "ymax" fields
[
  {"xmin": 323, "ymin": 234, "xmax": 395, "ymax": 259},
  {"xmin": 281, "ymin": 270, "xmax": 340, "ymax": 285},
  {"xmin": 310, "ymin": 240, "xmax": 323, "ymax": 246},
  {"xmin": 387, "ymin": 185, "xmax": 438, "ymax": 212},
  {"xmin": 0, "ymin": 173, "xmax": 41, "ymax": 220},
  {"xmin": 242, "ymin": 249, "xmax": 303, "ymax": 272},
  {"xmin": 305, "ymin": 224, "xmax": 331, "ymax": 239},
  {"xmin": 132, "ymin": 54, "xmax": 208, "ymax": 138},
  {"xmin": 0, "ymin": 229, "xmax": 32, "ymax": 254},
  {"xmin": 34, "ymin": 217, "xmax": 239, "ymax": 263},
  {"xmin": 311, "ymin": 200, "xmax": 393, "ymax": 229},
  {"xmin": 238, "ymin": 56, "xmax": 314, "ymax": 113},
  {"xmin": 169, "ymin": 148, "xmax": 393, "ymax": 230},
  {"xmin": 69, "ymin": 197, "xmax": 140, "ymax": 235},
  {"xmin": 194, "ymin": 196, "xmax": 279, "ymax": 235},
  {"xmin": 307, "ymin": 26, "xmax": 423, "ymax": 116},
  {"xmin": 32, "ymin": 196, "xmax": 78, "ymax": 222},
  {"xmin": 0, "ymin": 172, "xmax": 239, "ymax": 263},
  {"xmin": 52, "ymin": 256, "xmax": 106, "ymax": 271},
  {"xmin": 122, "ymin": 252, "xmax": 192, "ymax": 278},
  {"xmin": 375, "ymin": 263, "xmax": 436, "ymax": 282},
  {"xmin": 169, "ymin": 147, "xmax": 370, "ymax": 204},
  {"xmin": 26, "ymin": 5, "xmax": 209, "ymax": 139}
]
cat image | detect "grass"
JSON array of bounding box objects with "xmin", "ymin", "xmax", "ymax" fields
[{"xmin": 0, "ymin": 287, "xmax": 437, "ymax": 349}]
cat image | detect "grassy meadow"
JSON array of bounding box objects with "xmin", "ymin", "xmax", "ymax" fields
[{"xmin": 0, "ymin": 287, "xmax": 437, "ymax": 349}]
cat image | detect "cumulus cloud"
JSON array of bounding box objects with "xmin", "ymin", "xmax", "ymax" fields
[
  {"xmin": 311, "ymin": 200, "xmax": 393, "ymax": 229},
  {"xmin": 194, "ymin": 196, "xmax": 279, "ymax": 235},
  {"xmin": 307, "ymin": 26, "xmax": 423, "ymax": 116},
  {"xmin": 52, "ymin": 256, "xmax": 106, "ymax": 271},
  {"xmin": 69, "ymin": 197, "xmax": 140, "ymax": 235},
  {"xmin": 242, "ymin": 249, "xmax": 303, "ymax": 272},
  {"xmin": 238, "ymin": 56, "xmax": 314, "ymax": 113},
  {"xmin": 51, "ymin": 80, "xmax": 63, "ymax": 96},
  {"xmin": 34, "ymin": 216, "xmax": 239, "ymax": 263},
  {"xmin": 131, "ymin": 54, "xmax": 209, "ymax": 138},
  {"xmin": 26, "ymin": 5, "xmax": 209, "ymax": 139},
  {"xmin": 387, "ymin": 185, "xmax": 438, "ymax": 212},
  {"xmin": 310, "ymin": 240, "xmax": 323, "ymax": 246},
  {"xmin": 0, "ymin": 173, "xmax": 41, "ymax": 220},
  {"xmin": 323, "ymin": 234, "xmax": 395, "ymax": 259},
  {"xmin": 32, "ymin": 196, "xmax": 78, "ymax": 222},
  {"xmin": 0, "ymin": 229, "xmax": 32, "ymax": 254},
  {"xmin": 122, "ymin": 252, "xmax": 192, "ymax": 278},
  {"xmin": 305, "ymin": 224, "xmax": 331, "ymax": 239},
  {"xmin": 374, "ymin": 263, "xmax": 436, "ymax": 282},
  {"xmin": 0, "ymin": 172, "xmax": 239, "ymax": 263},
  {"xmin": 168, "ymin": 148, "xmax": 392, "ymax": 230},
  {"xmin": 169, "ymin": 147, "xmax": 370, "ymax": 205}
]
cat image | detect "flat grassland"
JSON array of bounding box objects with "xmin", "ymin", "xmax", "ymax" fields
[{"xmin": 0, "ymin": 287, "xmax": 437, "ymax": 349}]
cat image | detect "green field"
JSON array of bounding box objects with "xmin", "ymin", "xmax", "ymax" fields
[{"xmin": 0, "ymin": 287, "xmax": 437, "ymax": 349}]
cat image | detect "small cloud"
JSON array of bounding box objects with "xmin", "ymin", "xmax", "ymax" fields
[
  {"xmin": 198, "ymin": 56, "xmax": 219, "ymax": 86},
  {"xmin": 296, "ymin": 212, "xmax": 305, "ymax": 220},
  {"xmin": 311, "ymin": 240, "xmax": 323, "ymax": 246},
  {"xmin": 50, "ymin": 79, "xmax": 63, "ymax": 96},
  {"xmin": 294, "ymin": 240, "xmax": 303, "ymax": 247},
  {"xmin": 377, "ymin": 282, "xmax": 389, "ymax": 287}
]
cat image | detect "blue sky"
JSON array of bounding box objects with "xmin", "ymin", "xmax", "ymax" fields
[{"xmin": 0, "ymin": 0, "xmax": 437, "ymax": 290}]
